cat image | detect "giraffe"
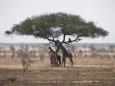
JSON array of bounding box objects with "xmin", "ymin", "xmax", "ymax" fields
[
  {"xmin": 59, "ymin": 44, "xmax": 73, "ymax": 67},
  {"xmin": 48, "ymin": 46, "xmax": 61, "ymax": 66}
]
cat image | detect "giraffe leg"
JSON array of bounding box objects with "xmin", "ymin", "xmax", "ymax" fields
[
  {"xmin": 69, "ymin": 53, "xmax": 73, "ymax": 65},
  {"xmin": 62, "ymin": 58, "xmax": 66, "ymax": 67},
  {"xmin": 57, "ymin": 55, "xmax": 61, "ymax": 65},
  {"xmin": 70, "ymin": 57, "xmax": 73, "ymax": 65}
]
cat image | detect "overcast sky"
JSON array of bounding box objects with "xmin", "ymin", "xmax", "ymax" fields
[{"xmin": 0, "ymin": 0, "xmax": 115, "ymax": 43}]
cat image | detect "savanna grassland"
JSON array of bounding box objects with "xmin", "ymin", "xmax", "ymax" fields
[{"xmin": 0, "ymin": 57, "xmax": 115, "ymax": 86}]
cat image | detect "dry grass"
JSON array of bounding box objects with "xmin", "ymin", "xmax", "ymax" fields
[{"xmin": 0, "ymin": 57, "xmax": 115, "ymax": 86}]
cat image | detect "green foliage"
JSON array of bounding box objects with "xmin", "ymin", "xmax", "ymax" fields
[{"xmin": 5, "ymin": 12, "xmax": 108, "ymax": 43}]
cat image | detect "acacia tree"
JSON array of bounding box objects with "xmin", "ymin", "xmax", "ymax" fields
[
  {"xmin": 5, "ymin": 12, "xmax": 108, "ymax": 65},
  {"xmin": 17, "ymin": 46, "xmax": 33, "ymax": 75}
]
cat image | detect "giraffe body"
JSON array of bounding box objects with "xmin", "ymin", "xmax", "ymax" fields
[{"xmin": 60, "ymin": 44, "xmax": 73, "ymax": 67}]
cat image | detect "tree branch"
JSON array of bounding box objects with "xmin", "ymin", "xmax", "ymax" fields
[
  {"xmin": 61, "ymin": 36, "xmax": 81, "ymax": 44},
  {"xmin": 48, "ymin": 31, "xmax": 55, "ymax": 41},
  {"xmin": 62, "ymin": 33, "xmax": 66, "ymax": 43}
]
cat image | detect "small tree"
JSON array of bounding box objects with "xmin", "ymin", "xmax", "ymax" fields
[
  {"xmin": 10, "ymin": 46, "xmax": 15, "ymax": 59},
  {"xmin": 5, "ymin": 12, "xmax": 108, "ymax": 66},
  {"xmin": 39, "ymin": 53, "xmax": 45, "ymax": 61},
  {"xmin": 89, "ymin": 45, "xmax": 97, "ymax": 57},
  {"xmin": 17, "ymin": 46, "xmax": 32, "ymax": 75},
  {"xmin": 98, "ymin": 48, "xmax": 107, "ymax": 59},
  {"xmin": 108, "ymin": 45, "xmax": 115, "ymax": 53}
]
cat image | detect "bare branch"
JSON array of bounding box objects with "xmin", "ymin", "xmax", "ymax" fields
[
  {"xmin": 61, "ymin": 36, "xmax": 81, "ymax": 44},
  {"xmin": 46, "ymin": 29, "xmax": 56, "ymax": 42},
  {"xmin": 62, "ymin": 33, "xmax": 66, "ymax": 43}
]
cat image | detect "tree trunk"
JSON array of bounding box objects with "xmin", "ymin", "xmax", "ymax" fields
[
  {"xmin": 50, "ymin": 54, "xmax": 58, "ymax": 66},
  {"xmin": 49, "ymin": 42, "xmax": 60, "ymax": 66}
]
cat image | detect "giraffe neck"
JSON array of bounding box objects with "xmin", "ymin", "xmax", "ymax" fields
[
  {"xmin": 60, "ymin": 45, "xmax": 68, "ymax": 54},
  {"xmin": 49, "ymin": 47, "xmax": 55, "ymax": 54}
]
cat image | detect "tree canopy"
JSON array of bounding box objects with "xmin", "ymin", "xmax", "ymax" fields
[
  {"xmin": 5, "ymin": 12, "xmax": 109, "ymax": 66},
  {"xmin": 6, "ymin": 12, "xmax": 108, "ymax": 44}
]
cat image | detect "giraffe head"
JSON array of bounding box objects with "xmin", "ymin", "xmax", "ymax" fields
[{"xmin": 48, "ymin": 46, "xmax": 51, "ymax": 50}]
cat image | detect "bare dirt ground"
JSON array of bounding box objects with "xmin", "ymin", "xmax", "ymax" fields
[{"xmin": 0, "ymin": 57, "xmax": 115, "ymax": 86}]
